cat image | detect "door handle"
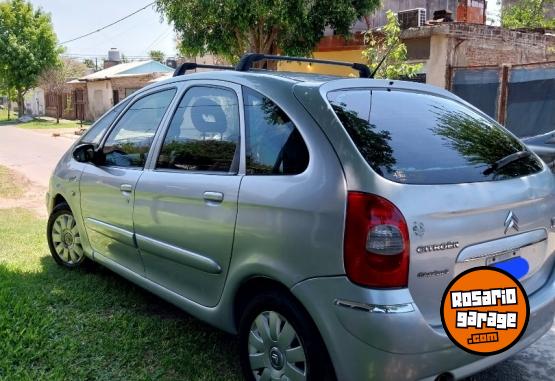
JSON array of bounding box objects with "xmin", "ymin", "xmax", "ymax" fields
[
  {"xmin": 120, "ymin": 184, "xmax": 133, "ymax": 193},
  {"xmin": 203, "ymin": 191, "xmax": 224, "ymax": 203}
]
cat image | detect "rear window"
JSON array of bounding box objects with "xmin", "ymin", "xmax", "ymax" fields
[{"xmin": 328, "ymin": 89, "xmax": 543, "ymax": 184}]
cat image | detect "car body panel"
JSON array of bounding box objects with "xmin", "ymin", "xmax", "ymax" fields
[
  {"xmin": 46, "ymin": 71, "xmax": 555, "ymax": 381},
  {"xmin": 295, "ymin": 79, "xmax": 555, "ymax": 326}
]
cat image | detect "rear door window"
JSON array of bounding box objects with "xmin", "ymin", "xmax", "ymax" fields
[{"xmin": 328, "ymin": 89, "xmax": 543, "ymax": 184}]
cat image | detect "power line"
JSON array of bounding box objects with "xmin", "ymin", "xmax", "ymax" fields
[{"xmin": 58, "ymin": 1, "xmax": 156, "ymax": 45}]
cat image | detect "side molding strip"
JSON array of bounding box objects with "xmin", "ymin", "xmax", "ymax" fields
[
  {"xmin": 85, "ymin": 218, "xmax": 135, "ymax": 247},
  {"xmin": 135, "ymin": 233, "xmax": 222, "ymax": 274}
]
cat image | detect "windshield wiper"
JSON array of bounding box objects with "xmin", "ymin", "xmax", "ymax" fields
[{"xmin": 483, "ymin": 150, "xmax": 532, "ymax": 175}]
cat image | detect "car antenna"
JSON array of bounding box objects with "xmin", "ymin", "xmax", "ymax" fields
[{"xmin": 369, "ymin": 44, "xmax": 395, "ymax": 79}]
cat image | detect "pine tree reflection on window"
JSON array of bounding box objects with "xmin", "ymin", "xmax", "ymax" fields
[
  {"xmin": 330, "ymin": 103, "xmax": 396, "ymax": 175},
  {"xmin": 431, "ymin": 106, "xmax": 542, "ymax": 179}
]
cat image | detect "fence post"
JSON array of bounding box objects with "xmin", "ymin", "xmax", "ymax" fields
[
  {"xmin": 446, "ymin": 65, "xmax": 453, "ymax": 91},
  {"xmin": 497, "ymin": 64, "xmax": 510, "ymax": 125}
]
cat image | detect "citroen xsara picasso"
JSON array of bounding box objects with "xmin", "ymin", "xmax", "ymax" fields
[{"xmin": 46, "ymin": 54, "xmax": 555, "ymax": 380}]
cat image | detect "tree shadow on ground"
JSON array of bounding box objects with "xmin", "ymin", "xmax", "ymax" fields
[{"xmin": 0, "ymin": 255, "xmax": 241, "ymax": 380}]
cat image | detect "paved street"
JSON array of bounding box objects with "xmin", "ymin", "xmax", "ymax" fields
[
  {"xmin": 0, "ymin": 124, "xmax": 76, "ymax": 188},
  {"xmin": 0, "ymin": 123, "xmax": 554, "ymax": 380}
]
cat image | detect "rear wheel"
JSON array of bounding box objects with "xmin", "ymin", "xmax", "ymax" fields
[
  {"xmin": 238, "ymin": 290, "xmax": 336, "ymax": 381},
  {"xmin": 47, "ymin": 203, "xmax": 88, "ymax": 268}
]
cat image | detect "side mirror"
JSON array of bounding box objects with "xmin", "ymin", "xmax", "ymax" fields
[{"xmin": 73, "ymin": 143, "xmax": 99, "ymax": 163}]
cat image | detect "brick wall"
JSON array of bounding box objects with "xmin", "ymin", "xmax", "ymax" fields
[{"xmin": 446, "ymin": 23, "xmax": 555, "ymax": 67}]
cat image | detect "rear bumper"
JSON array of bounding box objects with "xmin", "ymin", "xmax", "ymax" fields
[{"xmin": 291, "ymin": 266, "xmax": 555, "ymax": 381}]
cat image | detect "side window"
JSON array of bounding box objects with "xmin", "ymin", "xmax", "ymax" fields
[
  {"xmin": 243, "ymin": 87, "xmax": 309, "ymax": 175},
  {"xmin": 156, "ymin": 86, "xmax": 240, "ymax": 173},
  {"xmin": 80, "ymin": 98, "xmax": 131, "ymax": 145},
  {"xmin": 102, "ymin": 89, "xmax": 176, "ymax": 168}
]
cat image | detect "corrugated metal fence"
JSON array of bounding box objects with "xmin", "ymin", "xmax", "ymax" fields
[{"xmin": 450, "ymin": 62, "xmax": 555, "ymax": 138}]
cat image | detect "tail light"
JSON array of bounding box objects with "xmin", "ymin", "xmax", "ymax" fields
[{"xmin": 344, "ymin": 192, "xmax": 410, "ymax": 288}]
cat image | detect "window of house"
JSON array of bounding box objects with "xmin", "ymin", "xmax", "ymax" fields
[
  {"xmin": 243, "ymin": 87, "xmax": 309, "ymax": 175},
  {"xmin": 156, "ymin": 86, "xmax": 240, "ymax": 173},
  {"xmin": 102, "ymin": 89, "xmax": 176, "ymax": 168}
]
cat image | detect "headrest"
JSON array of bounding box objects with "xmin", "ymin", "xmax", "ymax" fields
[{"xmin": 191, "ymin": 98, "xmax": 227, "ymax": 134}]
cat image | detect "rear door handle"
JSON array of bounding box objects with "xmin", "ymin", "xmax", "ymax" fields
[
  {"xmin": 120, "ymin": 184, "xmax": 133, "ymax": 193},
  {"xmin": 203, "ymin": 191, "xmax": 224, "ymax": 203}
]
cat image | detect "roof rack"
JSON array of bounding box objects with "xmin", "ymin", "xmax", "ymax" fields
[
  {"xmin": 173, "ymin": 62, "xmax": 234, "ymax": 77},
  {"xmin": 235, "ymin": 53, "xmax": 371, "ymax": 78}
]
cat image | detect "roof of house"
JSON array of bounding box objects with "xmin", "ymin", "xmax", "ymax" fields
[{"xmin": 81, "ymin": 60, "xmax": 173, "ymax": 81}]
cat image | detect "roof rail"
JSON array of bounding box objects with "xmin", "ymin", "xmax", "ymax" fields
[
  {"xmin": 173, "ymin": 62, "xmax": 234, "ymax": 77},
  {"xmin": 235, "ymin": 53, "xmax": 371, "ymax": 78}
]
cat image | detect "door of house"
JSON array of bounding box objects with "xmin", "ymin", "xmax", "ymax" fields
[
  {"xmin": 113, "ymin": 90, "xmax": 120, "ymax": 105},
  {"xmin": 74, "ymin": 89, "xmax": 85, "ymax": 121}
]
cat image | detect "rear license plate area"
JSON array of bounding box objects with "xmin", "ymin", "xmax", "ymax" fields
[{"xmin": 487, "ymin": 250, "xmax": 529, "ymax": 279}]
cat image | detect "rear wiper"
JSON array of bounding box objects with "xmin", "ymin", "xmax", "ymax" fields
[{"xmin": 483, "ymin": 150, "xmax": 531, "ymax": 175}]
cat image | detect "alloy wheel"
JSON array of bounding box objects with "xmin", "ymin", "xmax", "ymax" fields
[{"xmin": 51, "ymin": 213, "xmax": 84, "ymax": 265}]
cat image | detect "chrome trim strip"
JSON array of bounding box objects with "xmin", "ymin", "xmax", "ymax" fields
[
  {"xmin": 457, "ymin": 229, "xmax": 547, "ymax": 263},
  {"xmin": 135, "ymin": 233, "xmax": 222, "ymax": 274},
  {"xmin": 85, "ymin": 218, "xmax": 135, "ymax": 247},
  {"xmin": 334, "ymin": 299, "xmax": 415, "ymax": 314}
]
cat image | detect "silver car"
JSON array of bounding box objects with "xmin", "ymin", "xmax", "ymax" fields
[{"xmin": 46, "ymin": 55, "xmax": 555, "ymax": 381}]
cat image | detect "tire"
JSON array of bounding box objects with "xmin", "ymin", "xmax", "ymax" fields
[
  {"xmin": 47, "ymin": 203, "xmax": 89, "ymax": 269},
  {"xmin": 238, "ymin": 289, "xmax": 336, "ymax": 381}
]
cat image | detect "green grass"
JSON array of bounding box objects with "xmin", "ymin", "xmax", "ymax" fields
[
  {"xmin": 0, "ymin": 165, "xmax": 24, "ymax": 199},
  {"xmin": 16, "ymin": 118, "xmax": 87, "ymax": 130},
  {"xmin": 0, "ymin": 208, "xmax": 241, "ymax": 380},
  {"xmin": 0, "ymin": 108, "xmax": 15, "ymax": 122}
]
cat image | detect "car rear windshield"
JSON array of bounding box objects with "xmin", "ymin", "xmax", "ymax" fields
[{"xmin": 327, "ymin": 89, "xmax": 543, "ymax": 184}]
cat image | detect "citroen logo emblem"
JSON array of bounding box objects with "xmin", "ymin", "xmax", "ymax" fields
[{"xmin": 504, "ymin": 211, "xmax": 519, "ymax": 234}]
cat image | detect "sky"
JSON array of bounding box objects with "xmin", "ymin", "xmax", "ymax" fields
[{"xmin": 29, "ymin": 0, "xmax": 177, "ymax": 59}]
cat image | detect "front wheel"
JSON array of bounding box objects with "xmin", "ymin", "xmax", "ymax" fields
[
  {"xmin": 47, "ymin": 203, "xmax": 88, "ymax": 268},
  {"xmin": 238, "ymin": 290, "xmax": 336, "ymax": 381}
]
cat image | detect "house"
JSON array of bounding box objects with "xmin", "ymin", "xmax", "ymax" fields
[
  {"xmin": 45, "ymin": 57, "xmax": 174, "ymax": 121},
  {"xmin": 76, "ymin": 60, "xmax": 174, "ymax": 120},
  {"xmin": 278, "ymin": 1, "xmax": 555, "ymax": 137},
  {"xmin": 278, "ymin": 5, "xmax": 555, "ymax": 89}
]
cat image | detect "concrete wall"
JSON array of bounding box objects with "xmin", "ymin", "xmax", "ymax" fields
[
  {"xmin": 24, "ymin": 88, "xmax": 45, "ymax": 116},
  {"xmin": 86, "ymin": 80, "xmax": 113, "ymax": 121},
  {"xmin": 445, "ymin": 23, "xmax": 555, "ymax": 67},
  {"xmin": 402, "ymin": 23, "xmax": 555, "ymax": 87},
  {"xmin": 111, "ymin": 75, "xmax": 158, "ymax": 103}
]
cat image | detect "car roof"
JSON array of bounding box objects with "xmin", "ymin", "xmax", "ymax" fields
[{"xmin": 138, "ymin": 68, "xmax": 457, "ymax": 101}]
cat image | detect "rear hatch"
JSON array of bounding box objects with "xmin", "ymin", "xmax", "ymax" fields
[{"xmin": 324, "ymin": 86, "xmax": 555, "ymax": 326}]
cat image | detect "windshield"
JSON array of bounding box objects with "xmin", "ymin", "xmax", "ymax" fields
[{"xmin": 327, "ymin": 89, "xmax": 543, "ymax": 185}]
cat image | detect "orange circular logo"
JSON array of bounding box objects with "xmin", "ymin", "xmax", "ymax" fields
[{"xmin": 441, "ymin": 267, "xmax": 529, "ymax": 355}]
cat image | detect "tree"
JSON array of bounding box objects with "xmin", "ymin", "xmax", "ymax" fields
[
  {"xmin": 362, "ymin": 10, "xmax": 422, "ymax": 79},
  {"xmin": 0, "ymin": 0, "xmax": 60, "ymax": 117},
  {"xmin": 83, "ymin": 58, "xmax": 96, "ymax": 70},
  {"xmin": 0, "ymin": 77, "xmax": 15, "ymax": 120},
  {"xmin": 501, "ymin": 0, "xmax": 555, "ymax": 29},
  {"xmin": 155, "ymin": 0, "xmax": 379, "ymax": 63},
  {"xmin": 39, "ymin": 58, "xmax": 87, "ymax": 123},
  {"xmin": 149, "ymin": 50, "xmax": 166, "ymax": 63}
]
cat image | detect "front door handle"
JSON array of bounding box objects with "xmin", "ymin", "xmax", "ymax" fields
[
  {"xmin": 203, "ymin": 191, "xmax": 224, "ymax": 203},
  {"xmin": 120, "ymin": 184, "xmax": 133, "ymax": 193}
]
